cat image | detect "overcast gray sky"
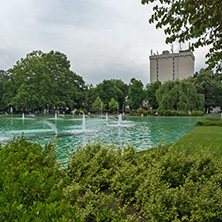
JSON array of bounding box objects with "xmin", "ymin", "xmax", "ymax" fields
[{"xmin": 0, "ymin": 0, "xmax": 209, "ymax": 85}]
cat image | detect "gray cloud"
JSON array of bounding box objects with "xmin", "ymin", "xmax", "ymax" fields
[{"xmin": 0, "ymin": 0, "xmax": 209, "ymax": 85}]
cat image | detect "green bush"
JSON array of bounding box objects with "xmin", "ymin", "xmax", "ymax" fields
[
  {"xmin": 195, "ymin": 119, "xmax": 222, "ymax": 126},
  {"xmin": 203, "ymin": 113, "xmax": 222, "ymax": 121},
  {"xmin": 143, "ymin": 110, "xmax": 148, "ymax": 116},
  {"xmin": 137, "ymin": 109, "xmax": 148, "ymax": 116},
  {"xmin": 65, "ymin": 141, "xmax": 222, "ymax": 221},
  {"xmin": 0, "ymin": 136, "xmax": 78, "ymax": 221},
  {"xmin": 156, "ymin": 110, "xmax": 204, "ymax": 117},
  {"xmin": 129, "ymin": 111, "xmax": 136, "ymax": 116},
  {"xmin": 135, "ymin": 145, "xmax": 222, "ymax": 221},
  {"xmin": 1, "ymin": 137, "xmax": 222, "ymax": 221},
  {"xmin": 191, "ymin": 111, "xmax": 205, "ymax": 116}
]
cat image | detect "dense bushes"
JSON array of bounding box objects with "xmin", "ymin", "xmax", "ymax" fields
[
  {"xmin": 1, "ymin": 137, "xmax": 222, "ymax": 221},
  {"xmin": 129, "ymin": 109, "xmax": 204, "ymax": 117},
  {"xmin": 195, "ymin": 114, "xmax": 222, "ymax": 126},
  {"xmin": 195, "ymin": 119, "xmax": 222, "ymax": 126},
  {"xmin": 0, "ymin": 136, "xmax": 78, "ymax": 221}
]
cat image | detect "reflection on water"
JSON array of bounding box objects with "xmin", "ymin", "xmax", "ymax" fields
[{"xmin": 0, "ymin": 115, "xmax": 199, "ymax": 160}]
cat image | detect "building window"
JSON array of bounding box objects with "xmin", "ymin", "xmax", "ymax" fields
[{"xmin": 172, "ymin": 57, "xmax": 175, "ymax": 80}]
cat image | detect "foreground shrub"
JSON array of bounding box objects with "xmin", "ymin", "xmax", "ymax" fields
[
  {"xmin": 135, "ymin": 146, "xmax": 222, "ymax": 221},
  {"xmin": 64, "ymin": 141, "xmax": 222, "ymax": 221},
  {"xmin": 0, "ymin": 136, "xmax": 78, "ymax": 221},
  {"xmin": 1, "ymin": 137, "xmax": 222, "ymax": 221}
]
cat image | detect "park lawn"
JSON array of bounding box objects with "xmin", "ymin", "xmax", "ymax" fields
[
  {"xmin": 174, "ymin": 126, "xmax": 222, "ymax": 158},
  {"xmin": 137, "ymin": 126, "xmax": 222, "ymax": 158}
]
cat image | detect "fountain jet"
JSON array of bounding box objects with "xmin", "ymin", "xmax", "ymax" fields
[
  {"xmin": 82, "ymin": 113, "xmax": 86, "ymax": 131},
  {"xmin": 106, "ymin": 113, "xmax": 108, "ymax": 121}
]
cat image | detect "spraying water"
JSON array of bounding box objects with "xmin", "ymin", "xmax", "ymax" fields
[
  {"xmin": 118, "ymin": 114, "xmax": 122, "ymax": 126},
  {"xmin": 106, "ymin": 113, "xmax": 108, "ymax": 121},
  {"xmin": 55, "ymin": 113, "xmax": 58, "ymax": 119},
  {"xmin": 44, "ymin": 121, "xmax": 58, "ymax": 135},
  {"xmin": 82, "ymin": 113, "xmax": 86, "ymax": 131},
  {"xmin": 22, "ymin": 113, "xmax": 25, "ymax": 119}
]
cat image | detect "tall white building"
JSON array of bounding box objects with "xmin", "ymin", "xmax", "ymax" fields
[{"xmin": 150, "ymin": 50, "xmax": 195, "ymax": 83}]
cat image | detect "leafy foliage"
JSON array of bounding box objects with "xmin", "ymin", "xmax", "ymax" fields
[
  {"xmin": 195, "ymin": 119, "xmax": 222, "ymax": 127},
  {"xmin": 92, "ymin": 96, "xmax": 105, "ymax": 113},
  {"xmin": 0, "ymin": 135, "xmax": 78, "ymax": 221},
  {"xmin": 108, "ymin": 97, "xmax": 118, "ymax": 113},
  {"xmin": 94, "ymin": 79, "xmax": 128, "ymax": 110},
  {"xmin": 141, "ymin": 0, "xmax": 222, "ymax": 75},
  {"xmin": 193, "ymin": 68, "xmax": 222, "ymax": 112},
  {"xmin": 156, "ymin": 79, "xmax": 204, "ymax": 111},
  {"xmin": 1, "ymin": 137, "xmax": 222, "ymax": 221},
  {"xmin": 3, "ymin": 50, "xmax": 86, "ymax": 111},
  {"xmin": 128, "ymin": 78, "xmax": 144, "ymax": 109},
  {"xmin": 145, "ymin": 81, "xmax": 161, "ymax": 109}
]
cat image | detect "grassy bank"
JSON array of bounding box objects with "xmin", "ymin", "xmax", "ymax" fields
[
  {"xmin": 174, "ymin": 126, "xmax": 222, "ymax": 158},
  {"xmin": 137, "ymin": 114, "xmax": 222, "ymax": 158}
]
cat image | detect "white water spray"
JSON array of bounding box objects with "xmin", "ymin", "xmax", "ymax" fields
[
  {"xmin": 106, "ymin": 113, "xmax": 108, "ymax": 121},
  {"xmin": 82, "ymin": 113, "xmax": 86, "ymax": 131},
  {"xmin": 44, "ymin": 121, "xmax": 58, "ymax": 135}
]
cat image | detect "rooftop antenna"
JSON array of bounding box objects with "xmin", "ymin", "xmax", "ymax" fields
[
  {"xmin": 151, "ymin": 49, "xmax": 153, "ymax": 55},
  {"xmin": 157, "ymin": 50, "xmax": 159, "ymax": 55},
  {"xmin": 179, "ymin": 42, "xmax": 182, "ymax": 51}
]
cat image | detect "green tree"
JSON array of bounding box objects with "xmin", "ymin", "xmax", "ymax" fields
[
  {"xmin": 141, "ymin": 0, "xmax": 222, "ymax": 74},
  {"xmin": 156, "ymin": 79, "xmax": 204, "ymax": 111},
  {"xmin": 3, "ymin": 50, "xmax": 86, "ymax": 111},
  {"xmin": 108, "ymin": 98, "xmax": 118, "ymax": 113},
  {"xmin": 94, "ymin": 79, "xmax": 128, "ymax": 109},
  {"xmin": 85, "ymin": 84, "xmax": 96, "ymax": 111},
  {"xmin": 92, "ymin": 96, "xmax": 105, "ymax": 113},
  {"xmin": 0, "ymin": 70, "xmax": 8, "ymax": 110},
  {"xmin": 128, "ymin": 78, "xmax": 144, "ymax": 110},
  {"xmin": 193, "ymin": 69, "xmax": 218, "ymax": 112},
  {"xmin": 145, "ymin": 81, "xmax": 161, "ymax": 109}
]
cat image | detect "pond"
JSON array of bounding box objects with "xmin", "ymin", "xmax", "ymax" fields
[{"xmin": 0, "ymin": 114, "xmax": 199, "ymax": 161}]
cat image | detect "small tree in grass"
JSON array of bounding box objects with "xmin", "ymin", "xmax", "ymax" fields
[
  {"xmin": 108, "ymin": 98, "xmax": 118, "ymax": 114},
  {"xmin": 92, "ymin": 96, "xmax": 105, "ymax": 114}
]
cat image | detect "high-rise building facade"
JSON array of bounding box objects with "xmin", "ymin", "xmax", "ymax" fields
[{"xmin": 149, "ymin": 50, "xmax": 195, "ymax": 83}]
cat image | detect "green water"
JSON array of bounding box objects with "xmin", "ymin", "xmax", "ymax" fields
[{"xmin": 0, "ymin": 115, "xmax": 199, "ymax": 159}]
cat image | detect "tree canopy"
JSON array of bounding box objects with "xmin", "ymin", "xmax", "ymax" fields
[
  {"xmin": 92, "ymin": 96, "xmax": 105, "ymax": 113},
  {"xmin": 193, "ymin": 69, "xmax": 222, "ymax": 112},
  {"xmin": 94, "ymin": 79, "xmax": 128, "ymax": 109},
  {"xmin": 156, "ymin": 79, "xmax": 204, "ymax": 111},
  {"xmin": 3, "ymin": 50, "xmax": 86, "ymax": 111},
  {"xmin": 108, "ymin": 98, "xmax": 118, "ymax": 113},
  {"xmin": 141, "ymin": 0, "xmax": 222, "ymax": 74},
  {"xmin": 128, "ymin": 78, "xmax": 144, "ymax": 109},
  {"xmin": 145, "ymin": 81, "xmax": 161, "ymax": 109}
]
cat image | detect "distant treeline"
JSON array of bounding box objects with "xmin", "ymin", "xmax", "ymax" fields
[{"xmin": 0, "ymin": 50, "xmax": 221, "ymax": 114}]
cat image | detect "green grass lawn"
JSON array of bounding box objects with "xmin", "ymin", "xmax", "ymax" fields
[
  {"xmin": 138, "ymin": 126, "xmax": 222, "ymax": 158},
  {"xmin": 174, "ymin": 126, "xmax": 222, "ymax": 158}
]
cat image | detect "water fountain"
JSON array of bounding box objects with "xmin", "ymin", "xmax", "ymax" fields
[
  {"xmin": 106, "ymin": 113, "xmax": 108, "ymax": 121},
  {"xmin": 117, "ymin": 114, "xmax": 123, "ymax": 126},
  {"xmin": 22, "ymin": 113, "xmax": 25, "ymax": 119},
  {"xmin": 0, "ymin": 115, "xmax": 199, "ymax": 159},
  {"xmin": 82, "ymin": 113, "xmax": 86, "ymax": 131},
  {"xmin": 55, "ymin": 113, "xmax": 58, "ymax": 119},
  {"xmin": 72, "ymin": 109, "xmax": 76, "ymax": 117}
]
